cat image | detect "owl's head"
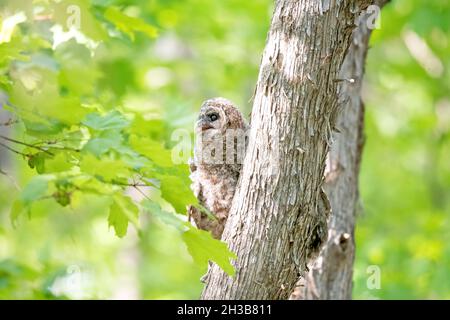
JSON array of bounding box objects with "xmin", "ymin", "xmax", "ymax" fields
[{"xmin": 196, "ymin": 97, "xmax": 246, "ymax": 134}]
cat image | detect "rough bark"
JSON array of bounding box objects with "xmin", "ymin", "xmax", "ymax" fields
[
  {"xmin": 292, "ymin": 19, "xmax": 369, "ymax": 301},
  {"xmin": 294, "ymin": 1, "xmax": 388, "ymax": 300},
  {"xmin": 201, "ymin": 0, "xmax": 372, "ymax": 300}
]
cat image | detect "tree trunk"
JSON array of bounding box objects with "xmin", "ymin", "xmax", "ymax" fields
[
  {"xmin": 294, "ymin": 1, "xmax": 388, "ymax": 300},
  {"xmin": 201, "ymin": 0, "xmax": 373, "ymax": 300}
]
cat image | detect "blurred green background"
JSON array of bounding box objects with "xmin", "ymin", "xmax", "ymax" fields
[{"xmin": 0, "ymin": 0, "xmax": 449, "ymax": 299}]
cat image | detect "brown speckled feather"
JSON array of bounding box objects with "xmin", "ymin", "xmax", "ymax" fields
[{"xmin": 188, "ymin": 98, "xmax": 248, "ymax": 239}]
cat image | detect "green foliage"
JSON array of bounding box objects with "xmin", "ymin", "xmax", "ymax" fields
[
  {"xmin": 0, "ymin": 0, "xmax": 242, "ymax": 299},
  {"xmin": 104, "ymin": 7, "xmax": 158, "ymax": 41},
  {"xmin": 108, "ymin": 194, "xmax": 139, "ymax": 238},
  {"xmin": 0, "ymin": 0, "xmax": 448, "ymax": 300},
  {"xmin": 354, "ymin": 0, "xmax": 450, "ymax": 299},
  {"xmin": 83, "ymin": 111, "xmax": 130, "ymax": 131},
  {"xmin": 145, "ymin": 201, "xmax": 236, "ymax": 276},
  {"xmin": 20, "ymin": 175, "xmax": 51, "ymax": 206},
  {"xmin": 182, "ymin": 228, "xmax": 236, "ymax": 277}
]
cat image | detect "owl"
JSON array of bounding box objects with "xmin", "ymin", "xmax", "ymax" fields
[{"xmin": 188, "ymin": 97, "xmax": 249, "ymax": 239}]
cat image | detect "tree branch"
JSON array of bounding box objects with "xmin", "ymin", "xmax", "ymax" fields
[
  {"xmin": 0, "ymin": 142, "xmax": 29, "ymax": 157},
  {"xmin": 0, "ymin": 135, "xmax": 54, "ymax": 156},
  {"xmin": 0, "ymin": 119, "xmax": 19, "ymax": 127}
]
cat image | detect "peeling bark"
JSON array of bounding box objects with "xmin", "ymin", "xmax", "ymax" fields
[{"xmin": 201, "ymin": 0, "xmax": 373, "ymax": 300}]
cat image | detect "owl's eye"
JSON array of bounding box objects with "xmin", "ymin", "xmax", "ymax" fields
[{"xmin": 208, "ymin": 113, "xmax": 219, "ymax": 122}]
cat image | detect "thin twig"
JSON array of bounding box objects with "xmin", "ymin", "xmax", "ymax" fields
[
  {"xmin": 31, "ymin": 139, "xmax": 82, "ymax": 152},
  {"xmin": 0, "ymin": 167, "xmax": 21, "ymax": 191},
  {"xmin": 0, "ymin": 142, "xmax": 29, "ymax": 157},
  {"xmin": 42, "ymin": 145, "xmax": 81, "ymax": 152},
  {"xmin": 111, "ymin": 180, "xmax": 149, "ymax": 188},
  {"xmin": 0, "ymin": 119, "xmax": 19, "ymax": 127},
  {"xmin": 33, "ymin": 137, "xmax": 84, "ymax": 145},
  {"xmin": 0, "ymin": 135, "xmax": 54, "ymax": 156},
  {"xmin": 133, "ymin": 186, "xmax": 152, "ymax": 201}
]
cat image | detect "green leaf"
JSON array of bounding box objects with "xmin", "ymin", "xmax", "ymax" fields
[
  {"xmin": 104, "ymin": 7, "xmax": 158, "ymax": 41},
  {"xmin": 82, "ymin": 111, "xmax": 130, "ymax": 131},
  {"xmin": 182, "ymin": 227, "xmax": 236, "ymax": 276},
  {"xmin": 143, "ymin": 200, "xmax": 186, "ymax": 231},
  {"xmin": 52, "ymin": 0, "xmax": 108, "ymax": 41},
  {"xmin": 0, "ymin": 42, "xmax": 29, "ymax": 66},
  {"xmin": 73, "ymin": 176, "xmax": 116, "ymax": 195},
  {"xmin": 27, "ymin": 152, "xmax": 46, "ymax": 174},
  {"xmin": 10, "ymin": 200, "xmax": 25, "ymax": 226},
  {"xmin": 22, "ymin": 119, "xmax": 65, "ymax": 137},
  {"xmin": 108, "ymin": 201, "xmax": 128, "ymax": 238},
  {"xmin": 53, "ymin": 179, "xmax": 75, "ymax": 207},
  {"xmin": 20, "ymin": 175, "xmax": 52, "ymax": 205},
  {"xmin": 160, "ymin": 175, "xmax": 197, "ymax": 214},
  {"xmin": 98, "ymin": 58, "xmax": 136, "ymax": 99},
  {"xmin": 108, "ymin": 193, "xmax": 139, "ymax": 238},
  {"xmin": 144, "ymin": 200, "xmax": 236, "ymax": 275},
  {"xmin": 83, "ymin": 129, "xmax": 124, "ymax": 156},
  {"xmin": 45, "ymin": 152, "xmax": 74, "ymax": 173},
  {"xmin": 53, "ymin": 191, "xmax": 71, "ymax": 207},
  {"xmin": 129, "ymin": 116, "xmax": 165, "ymax": 139},
  {"xmin": 9, "ymin": 69, "xmax": 88, "ymax": 126},
  {"xmin": 80, "ymin": 154, "xmax": 130, "ymax": 181},
  {"xmin": 54, "ymin": 40, "xmax": 99, "ymax": 95},
  {"xmin": 130, "ymin": 135, "xmax": 173, "ymax": 167}
]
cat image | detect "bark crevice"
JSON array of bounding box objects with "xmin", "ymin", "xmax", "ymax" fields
[
  {"xmin": 201, "ymin": 0, "xmax": 374, "ymax": 300},
  {"xmin": 297, "ymin": 1, "xmax": 389, "ymax": 300}
]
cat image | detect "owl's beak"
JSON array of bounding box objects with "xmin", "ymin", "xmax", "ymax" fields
[
  {"xmin": 197, "ymin": 119, "xmax": 214, "ymax": 132},
  {"xmin": 201, "ymin": 123, "xmax": 214, "ymax": 131}
]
